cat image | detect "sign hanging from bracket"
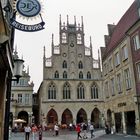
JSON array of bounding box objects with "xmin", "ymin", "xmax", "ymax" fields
[{"xmin": 10, "ymin": 0, "xmax": 45, "ymax": 32}]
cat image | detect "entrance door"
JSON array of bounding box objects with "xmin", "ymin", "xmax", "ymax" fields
[
  {"xmin": 115, "ymin": 113, "xmax": 122, "ymax": 133},
  {"xmin": 125, "ymin": 111, "xmax": 135, "ymax": 135}
]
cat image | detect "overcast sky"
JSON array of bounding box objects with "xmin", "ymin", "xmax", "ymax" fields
[{"xmin": 14, "ymin": 0, "xmax": 134, "ymax": 92}]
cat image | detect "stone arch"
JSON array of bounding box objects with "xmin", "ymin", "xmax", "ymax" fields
[
  {"xmin": 76, "ymin": 108, "xmax": 87, "ymax": 124},
  {"xmin": 47, "ymin": 109, "xmax": 58, "ymax": 125},
  {"xmin": 91, "ymin": 108, "xmax": 100, "ymax": 128},
  {"xmin": 61, "ymin": 109, "xmax": 73, "ymax": 125},
  {"xmin": 18, "ymin": 111, "xmax": 28, "ymax": 124},
  {"xmin": 107, "ymin": 109, "xmax": 112, "ymax": 127}
]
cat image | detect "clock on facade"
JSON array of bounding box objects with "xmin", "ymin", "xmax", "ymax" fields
[{"xmin": 78, "ymin": 54, "xmax": 82, "ymax": 58}]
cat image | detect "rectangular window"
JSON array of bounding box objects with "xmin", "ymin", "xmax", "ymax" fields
[
  {"xmin": 62, "ymin": 33, "xmax": 67, "ymax": 43},
  {"xmin": 25, "ymin": 94, "xmax": 30, "ymax": 105},
  {"xmin": 117, "ymin": 74, "xmax": 122, "ymax": 93},
  {"xmin": 109, "ymin": 58, "xmax": 113, "ymax": 71},
  {"xmin": 19, "ymin": 79, "xmax": 24, "ymax": 86},
  {"xmin": 17, "ymin": 94, "xmax": 22, "ymax": 103},
  {"xmin": 111, "ymin": 78, "xmax": 115, "ymax": 96},
  {"xmin": 137, "ymin": 63, "xmax": 140, "ymax": 81},
  {"xmin": 122, "ymin": 45, "xmax": 128, "ymax": 60},
  {"xmin": 11, "ymin": 93, "xmax": 14, "ymax": 100},
  {"xmin": 124, "ymin": 68, "xmax": 131, "ymax": 89},
  {"xmin": 115, "ymin": 52, "xmax": 120, "ymax": 66},
  {"xmin": 133, "ymin": 34, "xmax": 140, "ymax": 50},
  {"xmin": 104, "ymin": 63, "xmax": 108, "ymax": 76},
  {"xmin": 77, "ymin": 34, "xmax": 82, "ymax": 44},
  {"xmin": 105, "ymin": 81, "xmax": 109, "ymax": 98}
]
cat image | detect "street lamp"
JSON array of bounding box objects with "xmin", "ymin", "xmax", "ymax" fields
[
  {"xmin": 13, "ymin": 58, "xmax": 24, "ymax": 83},
  {"xmin": 4, "ymin": 57, "xmax": 24, "ymax": 140},
  {"xmin": 28, "ymin": 112, "xmax": 33, "ymax": 125},
  {"xmin": 134, "ymin": 95, "xmax": 140, "ymax": 120}
]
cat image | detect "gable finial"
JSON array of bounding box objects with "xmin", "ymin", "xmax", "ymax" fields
[
  {"xmin": 98, "ymin": 49, "xmax": 101, "ymax": 69},
  {"xmin": 59, "ymin": 14, "xmax": 62, "ymax": 26},
  {"xmin": 44, "ymin": 46, "xmax": 46, "ymax": 57},
  {"xmin": 90, "ymin": 36, "xmax": 92, "ymax": 47},
  {"xmin": 90, "ymin": 36, "xmax": 93, "ymax": 57},
  {"xmin": 67, "ymin": 15, "xmax": 69, "ymax": 25},
  {"xmin": 74, "ymin": 16, "xmax": 76, "ymax": 25},
  {"xmin": 52, "ymin": 33, "xmax": 54, "ymax": 46},
  {"xmin": 81, "ymin": 16, "xmax": 84, "ymax": 30},
  {"xmin": 27, "ymin": 65, "xmax": 29, "ymax": 74}
]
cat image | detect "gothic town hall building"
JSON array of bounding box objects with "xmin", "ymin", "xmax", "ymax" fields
[{"xmin": 38, "ymin": 16, "xmax": 104, "ymax": 128}]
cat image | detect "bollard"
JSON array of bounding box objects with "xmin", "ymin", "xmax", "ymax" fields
[
  {"xmin": 38, "ymin": 128, "xmax": 42, "ymax": 140},
  {"xmin": 9, "ymin": 126, "xmax": 11, "ymax": 140}
]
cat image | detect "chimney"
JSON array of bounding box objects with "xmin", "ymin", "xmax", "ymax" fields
[{"xmin": 107, "ymin": 24, "xmax": 116, "ymax": 36}]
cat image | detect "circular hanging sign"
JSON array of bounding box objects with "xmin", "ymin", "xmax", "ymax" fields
[{"xmin": 16, "ymin": 0, "xmax": 41, "ymax": 17}]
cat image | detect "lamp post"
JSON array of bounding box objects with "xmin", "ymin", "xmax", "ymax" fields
[
  {"xmin": 134, "ymin": 96, "xmax": 140, "ymax": 120},
  {"xmin": 4, "ymin": 57, "xmax": 24, "ymax": 140},
  {"xmin": 28, "ymin": 112, "xmax": 33, "ymax": 125}
]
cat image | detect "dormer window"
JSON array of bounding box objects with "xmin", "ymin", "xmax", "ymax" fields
[
  {"xmin": 62, "ymin": 33, "xmax": 67, "ymax": 43},
  {"xmin": 77, "ymin": 33, "xmax": 82, "ymax": 44}
]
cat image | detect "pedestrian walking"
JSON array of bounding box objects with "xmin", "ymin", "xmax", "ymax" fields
[
  {"xmin": 54, "ymin": 123, "xmax": 59, "ymax": 136},
  {"xmin": 38, "ymin": 127, "xmax": 42, "ymax": 140},
  {"xmin": 76, "ymin": 124, "xmax": 82, "ymax": 139},
  {"xmin": 24, "ymin": 124, "xmax": 31, "ymax": 140},
  {"xmin": 82, "ymin": 123, "xmax": 88, "ymax": 139},
  {"xmin": 89, "ymin": 123, "xmax": 95, "ymax": 138},
  {"xmin": 31, "ymin": 124, "xmax": 38, "ymax": 140}
]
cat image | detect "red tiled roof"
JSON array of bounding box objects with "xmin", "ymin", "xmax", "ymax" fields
[{"xmin": 103, "ymin": 1, "xmax": 139, "ymax": 59}]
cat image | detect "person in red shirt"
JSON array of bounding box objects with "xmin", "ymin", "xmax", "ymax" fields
[
  {"xmin": 32, "ymin": 124, "xmax": 38, "ymax": 140},
  {"xmin": 76, "ymin": 124, "xmax": 82, "ymax": 139}
]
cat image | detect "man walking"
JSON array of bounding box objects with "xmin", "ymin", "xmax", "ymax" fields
[
  {"xmin": 82, "ymin": 123, "xmax": 88, "ymax": 139},
  {"xmin": 54, "ymin": 123, "xmax": 59, "ymax": 136},
  {"xmin": 89, "ymin": 123, "xmax": 95, "ymax": 138},
  {"xmin": 24, "ymin": 124, "xmax": 31, "ymax": 140}
]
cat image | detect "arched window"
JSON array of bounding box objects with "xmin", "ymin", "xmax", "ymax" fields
[
  {"xmin": 77, "ymin": 33, "xmax": 82, "ymax": 44},
  {"xmin": 91, "ymin": 84, "xmax": 98, "ymax": 99},
  {"xmin": 54, "ymin": 71, "xmax": 59, "ymax": 78},
  {"xmin": 87, "ymin": 71, "xmax": 91, "ymax": 79},
  {"xmin": 63, "ymin": 71, "xmax": 67, "ymax": 79},
  {"xmin": 79, "ymin": 71, "xmax": 83, "ymax": 79},
  {"xmin": 48, "ymin": 83, "xmax": 56, "ymax": 99},
  {"xmin": 63, "ymin": 60, "xmax": 67, "ymax": 68},
  {"xmin": 78, "ymin": 61, "xmax": 83, "ymax": 69},
  {"xmin": 62, "ymin": 33, "xmax": 67, "ymax": 43},
  {"xmin": 77, "ymin": 83, "xmax": 85, "ymax": 99},
  {"xmin": 63, "ymin": 82, "xmax": 71, "ymax": 99}
]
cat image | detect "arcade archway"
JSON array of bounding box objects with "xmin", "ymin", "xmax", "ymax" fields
[
  {"xmin": 18, "ymin": 111, "xmax": 28, "ymax": 124},
  {"xmin": 76, "ymin": 108, "xmax": 87, "ymax": 124},
  {"xmin": 47, "ymin": 109, "xmax": 58, "ymax": 125},
  {"xmin": 61, "ymin": 109, "xmax": 73, "ymax": 125},
  {"xmin": 107, "ymin": 109, "xmax": 112, "ymax": 127},
  {"xmin": 91, "ymin": 108, "xmax": 100, "ymax": 128}
]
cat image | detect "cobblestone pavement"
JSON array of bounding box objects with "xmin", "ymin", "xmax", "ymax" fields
[
  {"xmin": 94, "ymin": 133, "xmax": 140, "ymax": 140},
  {"xmin": 10, "ymin": 129, "xmax": 105, "ymax": 140},
  {"xmin": 10, "ymin": 129, "xmax": 140, "ymax": 140}
]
